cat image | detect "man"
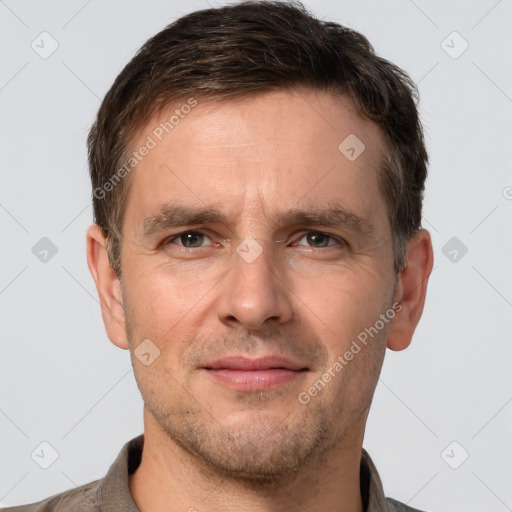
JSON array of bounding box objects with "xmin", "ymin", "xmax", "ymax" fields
[{"xmin": 4, "ymin": 1, "xmax": 433, "ymax": 511}]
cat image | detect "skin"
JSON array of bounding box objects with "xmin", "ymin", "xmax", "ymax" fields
[{"xmin": 87, "ymin": 87, "xmax": 433, "ymax": 512}]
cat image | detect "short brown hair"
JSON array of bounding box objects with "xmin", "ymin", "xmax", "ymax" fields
[{"xmin": 88, "ymin": 0, "xmax": 427, "ymax": 276}]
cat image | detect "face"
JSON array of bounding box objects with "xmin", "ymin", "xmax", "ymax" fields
[{"xmin": 112, "ymin": 88, "xmax": 399, "ymax": 479}]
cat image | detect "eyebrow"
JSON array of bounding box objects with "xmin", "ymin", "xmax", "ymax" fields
[{"xmin": 143, "ymin": 204, "xmax": 374, "ymax": 238}]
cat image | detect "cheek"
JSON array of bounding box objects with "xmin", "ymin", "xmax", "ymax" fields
[
  {"xmin": 286, "ymin": 235, "xmax": 394, "ymax": 316},
  {"xmin": 123, "ymin": 270, "xmax": 217, "ymax": 366},
  {"xmin": 120, "ymin": 277, "xmax": 182, "ymax": 355},
  {"xmin": 126, "ymin": 259, "xmax": 213, "ymax": 317},
  {"xmin": 294, "ymin": 263, "xmax": 391, "ymax": 339}
]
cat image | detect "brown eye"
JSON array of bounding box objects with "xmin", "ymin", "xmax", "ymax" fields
[
  {"xmin": 166, "ymin": 231, "xmax": 210, "ymax": 248},
  {"xmin": 296, "ymin": 232, "xmax": 345, "ymax": 248},
  {"xmin": 181, "ymin": 232, "xmax": 204, "ymax": 247},
  {"xmin": 306, "ymin": 232, "xmax": 330, "ymax": 247}
]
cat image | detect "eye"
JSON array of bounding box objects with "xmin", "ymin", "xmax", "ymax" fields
[
  {"xmin": 165, "ymin": 231, "xmax": 212, "ymax": 248},
  {"xmin": 295, "ymin": 231, "xmax": 347, "ymax": 248}
]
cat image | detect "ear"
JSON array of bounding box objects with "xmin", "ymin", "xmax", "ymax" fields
[
  {"xmin": 86, "ymin": 224, "xmax": 129, "ymax": 350},
  {"xmin": 386, "ymin": 229, "xmax": 434, "ymax": 351}
]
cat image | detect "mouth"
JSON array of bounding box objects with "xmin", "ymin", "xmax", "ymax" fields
[{"xmin": 202, "ymin": 355, "xmax": 309, "ymax": 392}]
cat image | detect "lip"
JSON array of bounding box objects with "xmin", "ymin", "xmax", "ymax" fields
[
  {"xmin": 202, "ymin": 356, "xmax": 308, "ymax": 392},
  {"xmin": 204, "ymin": 355, "xmax": 307, "ymax": 371}
]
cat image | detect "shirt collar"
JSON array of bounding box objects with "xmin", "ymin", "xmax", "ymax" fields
[{"xmin": 361, "ymin": 447, "xmax": 394, "ymax": 511}]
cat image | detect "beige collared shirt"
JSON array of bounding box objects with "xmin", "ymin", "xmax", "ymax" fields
[{"xmin": 2, "ymin": 435, "xmax": 426, "ymax": 512}]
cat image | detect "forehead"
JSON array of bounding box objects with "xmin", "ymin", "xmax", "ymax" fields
[{"xmin": 123, "ymin": 87, "xmax": 388, "ymax": 233}]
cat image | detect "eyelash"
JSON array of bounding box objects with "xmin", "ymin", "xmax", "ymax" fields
[{"xmin": 162, "ymin": 230, "xmax": 348, "ymax": 250}]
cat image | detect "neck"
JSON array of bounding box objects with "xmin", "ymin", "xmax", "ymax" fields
[{"xmin": 129, "ymin": 407, "xmax": 365, "ymax": 512}]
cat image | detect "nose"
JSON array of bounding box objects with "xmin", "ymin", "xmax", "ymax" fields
[{"xmin": 216, "ymin": 240, "xmax": 293, "ymax": 330}]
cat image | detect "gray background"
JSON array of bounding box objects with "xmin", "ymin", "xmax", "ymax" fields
[{"xmin": 1, "ymin": 0, "xmax": 511, "ymax": 510}]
